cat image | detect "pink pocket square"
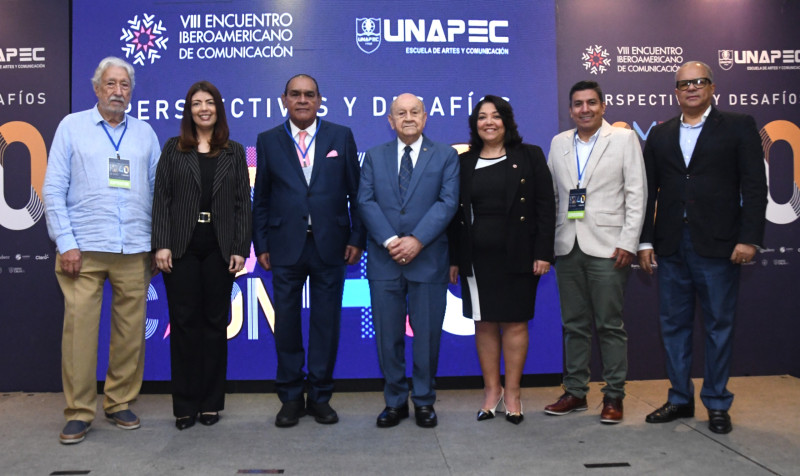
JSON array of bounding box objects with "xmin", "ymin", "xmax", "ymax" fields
[{"xmin": 326, "ymin": 150, "xmax": 339, "ymax": 158}]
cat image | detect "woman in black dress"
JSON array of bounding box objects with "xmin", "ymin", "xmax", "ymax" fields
[
  {"xmin": 152, "ymin": 81, "xmax": 251, "ymax": 430},
  {"xmin": 449, "ymin": 95, "xmax": 555, "ymax": 424}
]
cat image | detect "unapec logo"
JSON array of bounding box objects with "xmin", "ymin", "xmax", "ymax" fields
[
  {"xmin": 355, "ymin": 18, "xmax": 509, "ymax": 55},
  {"xmin": 716, "ymin": 48, "xmax": 800, "ymax": 71},
  {"xmin": 718, "ymin": 50, "xmax": 734, "ymax": 71},
  {"xmin": 582, "ymin": 45, "xmax": 611, "ymax": 75},
  {"xmin": 356, "ymin": 18, "xmax": 381, "ymax": 54},
  {"xmin": 0, "ymin": 48, "xmax": 46, "ymax": 69},
  {"xmin": 120, "ymin": 13, "xmax": 169, "ymax": 66}
]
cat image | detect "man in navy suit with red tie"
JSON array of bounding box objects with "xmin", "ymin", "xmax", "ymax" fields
[{"xmin": 252, "ymin": 74, "xmax": 365, "ymax": 427}]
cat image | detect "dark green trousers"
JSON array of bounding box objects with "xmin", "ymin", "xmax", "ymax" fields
[{"xmin": 555, "ymin": 243, "xmax": 629, "ymax": 399}]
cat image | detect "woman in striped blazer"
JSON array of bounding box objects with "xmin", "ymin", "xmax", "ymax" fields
[{"xmin": 152, "ymin": 81, "xmax": 251, "ymax": 430}]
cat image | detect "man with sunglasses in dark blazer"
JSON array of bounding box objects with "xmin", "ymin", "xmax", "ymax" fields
[{"xmin": 639, "ymin": 61, "xmax": 767, "ymax": 434}]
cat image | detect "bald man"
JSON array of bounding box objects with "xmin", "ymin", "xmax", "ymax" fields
[
  {"xmin": 358, "ymin": 93, "xmax": 460, "ymax": 428},
  {"xmin": 639, "ymin": 61, "xmax": 767, "ymax": 434}
]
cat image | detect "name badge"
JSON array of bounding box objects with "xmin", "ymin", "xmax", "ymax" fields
[
  {"xmin": 109, "ymin": 157, "xmax": 131, "ymax": 189},
  {"xmin": 567, "ymin": 188, "xmax": 586, "ymax": 219}
]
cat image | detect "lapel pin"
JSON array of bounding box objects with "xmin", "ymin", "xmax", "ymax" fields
[{"xmin": 512, "ymin": 164, "xmax": 518, "ymax": 168}]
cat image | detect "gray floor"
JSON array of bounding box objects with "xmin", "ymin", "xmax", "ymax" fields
[{"xmin": 1, "ymin": 376, "xmax": 798, "ymax": 476}]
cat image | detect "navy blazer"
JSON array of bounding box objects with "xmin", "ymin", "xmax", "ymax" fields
[
  {"xmin": 152, "ymin": 137, "xmax": 252, "ymax": 261},
  {"xmin": 449, "ymin": 144, "xmax": 555, "ymax": 275},
  {"xmin": 358, "ymin": 135, "xmax": 460, "ymax": 283},
  {"xmin": 252, "ymin": 119, "xmax": 365, "ymax": 266},
  {"xmin": 641, "ymin": 107, "xmax": 767, "ymax": 258}
]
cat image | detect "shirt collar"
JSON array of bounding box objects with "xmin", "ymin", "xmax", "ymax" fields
[
  {"xmin": 574, "ymin": 126, "xmax": 602, "ymax": 145},
  {"xmin": 92, "ymin": 104, "xmax": 127, "ymax": 127},
  {"xmin": 397, "ymin": 135, "xmax": 424, "ymax": 156},
  {"xmin": 289, "ymin": 118, "xmax": 318, "ymax": 137},
  {"xmin": 680, "ymin": 105, "xmax": 712, "ymax": 128}
]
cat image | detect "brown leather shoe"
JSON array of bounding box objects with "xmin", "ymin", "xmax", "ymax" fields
[
  {"xmin": 544, "ymin": 392, "xmax": 588, "ymax": 415},
  {"xmin": 600, "ymin": 396, "xmax": 623, "ymax": 424}
]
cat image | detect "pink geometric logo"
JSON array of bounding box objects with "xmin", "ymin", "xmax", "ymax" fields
[
  {"xmin": 120, "ymin": 13, "xmax": 169, "ymax": 66},
  {"xmin": 581, "ymin": 45, "xmax": 611, "ymax": 75}
]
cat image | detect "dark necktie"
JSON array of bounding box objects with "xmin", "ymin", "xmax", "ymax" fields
[{"xmin": 399, "ymin": 145, "xmax": 413, "ymax": 198}]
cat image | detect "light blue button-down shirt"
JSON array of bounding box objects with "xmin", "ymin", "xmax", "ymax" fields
[
  {"xmin": 679, "ymin": 105, "xmax": 712, "ymax": 167},
  {"xmin": 43, "ymin": 105, "xmax": 161, "ymax": 254}
]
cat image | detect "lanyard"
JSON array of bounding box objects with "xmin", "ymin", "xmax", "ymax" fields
[
  {"xmin": 574, "ymin": 131, "xmax": 597, "ymax": 188},
  {"xmin": 284, "ymin": 121, "xmax": 320, "ymax": 160},
  {"xmin": 101, "ymin": 120, "xmax": 128, "ymax": 159}
]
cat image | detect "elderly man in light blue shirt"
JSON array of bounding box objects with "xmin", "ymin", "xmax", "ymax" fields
[{"xmin": 43, "ymin": 56, "xmax": 160, "ymax": 445}]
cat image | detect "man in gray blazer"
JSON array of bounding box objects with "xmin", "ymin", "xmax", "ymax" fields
[
  {"xmin": 544, "ymin": 80, "xmax": 646, "ymax": 424},
  {"xmin": 358, "ymin": 93, "xmax": 459, "ymax": 428}
]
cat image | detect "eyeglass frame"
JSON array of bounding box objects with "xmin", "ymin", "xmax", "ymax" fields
[{"xmin": 676, "ymin": 77, "xmax": 712, "ymax": 91}]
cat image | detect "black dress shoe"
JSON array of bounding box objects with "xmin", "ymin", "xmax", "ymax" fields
[
  {"xmin": 505, "ymin": 401, "xmax": 524, "ymax": 425},
  {"xmin": 275, "ymin": 400, "xmax": 306, "ymax": 428},
  {"xmin": 415, "ymin": 405, "xmax": 437, "ymax": 428},
  {"xmin": 376, "ymin": 405, "xmax": 409, "ymax": 428},
  {"xmin": 175, "ymin": 416, "xmax": 195, "ymax": 430},
  {"xmin": 477, "ymin": 391, "xmax": 504, "ymax": 421},
  {"xmin": 645, "ymin": 401, "xmax": 695, "ymax": 423},
  {"xmin": 306, "ymin": 401, "xmax": 339, "ymax": 424},
  {"xmin": 198, "ymin": 412, "xmax": 219, "ymax": 426},
  {"xmin": 708, "ymin": 409, "xmax": 732, "ymax": 434}
]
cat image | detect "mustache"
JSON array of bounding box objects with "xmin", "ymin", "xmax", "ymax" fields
[{"xmin": 109, "ymin": 95, "xmax": 126, "ymax": 102}]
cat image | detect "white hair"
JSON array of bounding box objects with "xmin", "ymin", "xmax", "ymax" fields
[{"xmin": 90, "ymin": 56, "xmax": 135, "ymax": 90}]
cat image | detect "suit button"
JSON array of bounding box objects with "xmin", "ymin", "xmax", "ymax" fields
[
  {"xmin": 460, "ymin": 221, "xmax": 465, "ymax": 225},
  {"xmin": 520, "ymin": 179, "xmax": 526, "ymax": 184},
  {"xmin": 686, "ymin": 174, "xmax": 690, "ymax": 179},
  {"xmin": 520, "ymin": 216, "xmax": 526, "ymax": 222},
  {"xmin": 401, "ymin": 209, "xmax": 406, "ymax": 215},
  {"xmin": 520, "ymin": 197, "xmax": 526, "ymax": 203}
]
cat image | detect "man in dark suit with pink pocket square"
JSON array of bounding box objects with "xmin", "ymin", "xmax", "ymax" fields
[{"xmin": 253, "ymin": 74, "xmax": 365, "ymax": 427}]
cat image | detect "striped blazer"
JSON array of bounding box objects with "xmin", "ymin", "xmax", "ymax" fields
[{"xmin": 152, "ymin": 137, "xmax": 252, "ymax": 261}]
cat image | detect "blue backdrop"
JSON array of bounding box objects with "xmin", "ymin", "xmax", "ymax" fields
[{"xmin": 70, "ymin": 0, "xmax": 563, "ymax": 381}]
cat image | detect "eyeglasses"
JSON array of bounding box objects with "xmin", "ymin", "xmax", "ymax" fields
[{"xmin": 676, "ymin": 78, "xmax": 712, "ymax": 91}]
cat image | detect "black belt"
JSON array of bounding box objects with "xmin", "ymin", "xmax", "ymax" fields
[
  {"xmin": 306, "ymin": 225, "xmax": 313, "ymax": 234},
  {"xmin": 198, "ymin": 212, "xmax": 211, "ymax": 223}
]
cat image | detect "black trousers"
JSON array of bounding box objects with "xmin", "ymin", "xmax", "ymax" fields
[
  {"xmin": 163, "ymin": 223, "xmax": 234, "ymax": 417},
  {"xmin": 271, "ymin": 233, "xmax": 346, "ymax": 404}
]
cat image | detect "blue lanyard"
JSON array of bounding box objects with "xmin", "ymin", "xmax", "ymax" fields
[
  {"xmin": 284, "ymin": 121, "xmax": 320, "ymax": 160},
  {"xmin": 574, "ymin": 131, "xmax": 597, "ymax": 187},
  {"xmin": 101, "ymin": 120, "xmax": 128, "ymax": 159}
]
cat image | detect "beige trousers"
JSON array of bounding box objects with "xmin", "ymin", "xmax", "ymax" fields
[{"xmin": 55, "ymin": 251, "xmax": 150, "ymax": 422}]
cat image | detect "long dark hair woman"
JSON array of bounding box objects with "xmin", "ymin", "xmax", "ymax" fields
[
  {"xmin": 152, "ymin": 80, "xmax": 251, "ymax": 430},
  {"xmin": 449, "ymin": 95, "xmax": 555, "ymax": 424}
]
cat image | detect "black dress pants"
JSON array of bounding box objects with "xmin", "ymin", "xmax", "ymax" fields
[{"xmin": 163, "ymin": 223, "xmax": 234, "ymax": 417}]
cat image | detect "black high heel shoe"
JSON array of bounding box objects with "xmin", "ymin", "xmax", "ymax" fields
[
  {"xmin": 505, "ymin": 401, "xmax": 524, "ymax": 425},
  {"xmin": 477, "ymin": 390, "xmax": 504, "ymax": 421},
  {"xmin": 175, "ymin": 415, "xmax": 196, "ymax": 430},
  {"xmin": 198, "ymin": 412, "xmax": 220, "ymax": 426}
]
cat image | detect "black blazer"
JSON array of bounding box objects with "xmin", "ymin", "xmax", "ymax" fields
[
  {"xmin": 152, "ymin": 137, "xmax": 252, "ymax": 261},
  {"xmin": 449, "ymin": 143, "xmax": 555, "ymax": 274},
  {"xmin": 640, "ymin": 107, "xmax": 767, "ymax": 258}
]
